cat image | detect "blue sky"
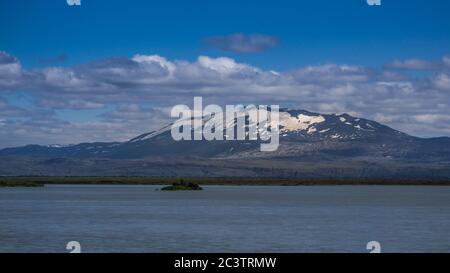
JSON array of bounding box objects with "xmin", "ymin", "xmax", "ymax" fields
[
  {"xmin": 0, "ymin": 0, "xmax": 450, "ymax": 147},
  {"xmin": 2, "ymin": 0, "xmax": 450, "ymax": 69}
]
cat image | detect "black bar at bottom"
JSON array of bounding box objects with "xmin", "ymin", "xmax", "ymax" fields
[{"xmin": 0, "ymin": 253, "xmax": 447, "ymax": 272}]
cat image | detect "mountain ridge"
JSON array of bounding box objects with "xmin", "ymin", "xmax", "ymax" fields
[{"xmin": 1, "ymin": 109, "xmax": 449, "ymax": 178}]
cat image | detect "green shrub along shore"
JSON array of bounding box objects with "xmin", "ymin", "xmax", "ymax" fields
[
  {"xmin": 0, "ymin": 180, "xmax": 44, "ymax": 187},
  {"xmin": 1, "ymin": 177, "xmax": 450, "ymax": 187}
]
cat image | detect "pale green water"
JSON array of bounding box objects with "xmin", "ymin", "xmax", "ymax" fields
[{"xmin": 1, "ymin": 185, "xmax": 449, "ymax": 253}]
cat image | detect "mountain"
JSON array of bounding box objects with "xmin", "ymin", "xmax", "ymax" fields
[{"xmin": 1, "ymin": 109, "xmax": 449, "ymax": 178}]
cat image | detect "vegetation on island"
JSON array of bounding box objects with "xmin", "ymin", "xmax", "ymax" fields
[{"xmin": 160, "ymin": 179, "xmax": 203, "ymax": 191}]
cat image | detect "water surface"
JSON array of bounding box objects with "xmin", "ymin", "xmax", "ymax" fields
[{"xmin": 1, "ymin": 185, "xmax": 449, "ymax": 252}]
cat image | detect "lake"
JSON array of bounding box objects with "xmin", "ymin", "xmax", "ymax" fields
[{"xmin": 1, "ymin": 185, "xmax": 449, "ymax": 253}]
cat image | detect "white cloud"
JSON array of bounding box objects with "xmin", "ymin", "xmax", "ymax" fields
[
  {"xmin": 433, "ymin": 73, "xmax": 450, "ymax": 91},
  {"xmin": 0, "ymin": 51, "xmax": 22, "ymax": 88},
  {"xmin": 197, "ymin": 56, "xmax": 258, "ymax": 75},
  {"xmin": 442, "ymin": 56, "xmax": 450, "ymax": 68},
  {"xmin": 386, "ymin": 59, "xmax": 436, "ymax": 70},
  {"xmin": 414, "ymin": 114, "xmax": 450, "ymax": 123},
  {"xmin": 132, "ymin": 54, "xmax": 176, "ymax": 74}
]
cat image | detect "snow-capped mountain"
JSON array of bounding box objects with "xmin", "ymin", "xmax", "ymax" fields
[
  {"xmin": 0, "ymin": 109, "xmax": 447, "ymax": 159},
  {"xmin": 1, "ymin": 109, "xmax": 449, "ymax": 178},
  {"xmin": 130, "ymin": 109, "xmax": 408, "ymax": 143}
]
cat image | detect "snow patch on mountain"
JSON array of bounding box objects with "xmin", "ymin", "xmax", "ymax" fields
[
  {"xmin": 46, "ymin": 144, "xmax": 75, "ymax": 148},
  {"xmin": 355, "ymin": 124, "xmax": 374, "ymax": 132},
  {"xmin": 280, "ymin": 112, "xmax": 325, "ymax": 133}
]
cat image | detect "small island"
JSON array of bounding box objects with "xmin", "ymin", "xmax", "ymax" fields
[{"xmin": 160, "ymin": 179, "xmax": 203, "ymax": 191}]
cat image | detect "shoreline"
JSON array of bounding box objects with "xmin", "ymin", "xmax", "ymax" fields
[{"xmin": 2, "ymin": 177, "xmax": 450, "ymax": 186}]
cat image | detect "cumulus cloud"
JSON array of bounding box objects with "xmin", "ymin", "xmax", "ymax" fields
[
  {"xmin": 414, "ymin": 114, "xmax": 450, "ymax": 123},
  {"xmin": 442, "ymin": 56, "xmax": 450, "ymax": 68},
  {"xmin": 432, "ymin": 73, "xmax": 450, "ymax": 91},
  {"xmin": 204, "ymin": 33, "xmax": 279, "ymax": 53},
  {"xmin": 1, "ymin": 51, "xmax": 450, "ymax": 147},
  {"xmin": 0, "ymin": 51, "xmax": 22, "ymax": 88},
  {"xmin": 385, "ymin": 56, "xmax": 450, "ymax": 72}
]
